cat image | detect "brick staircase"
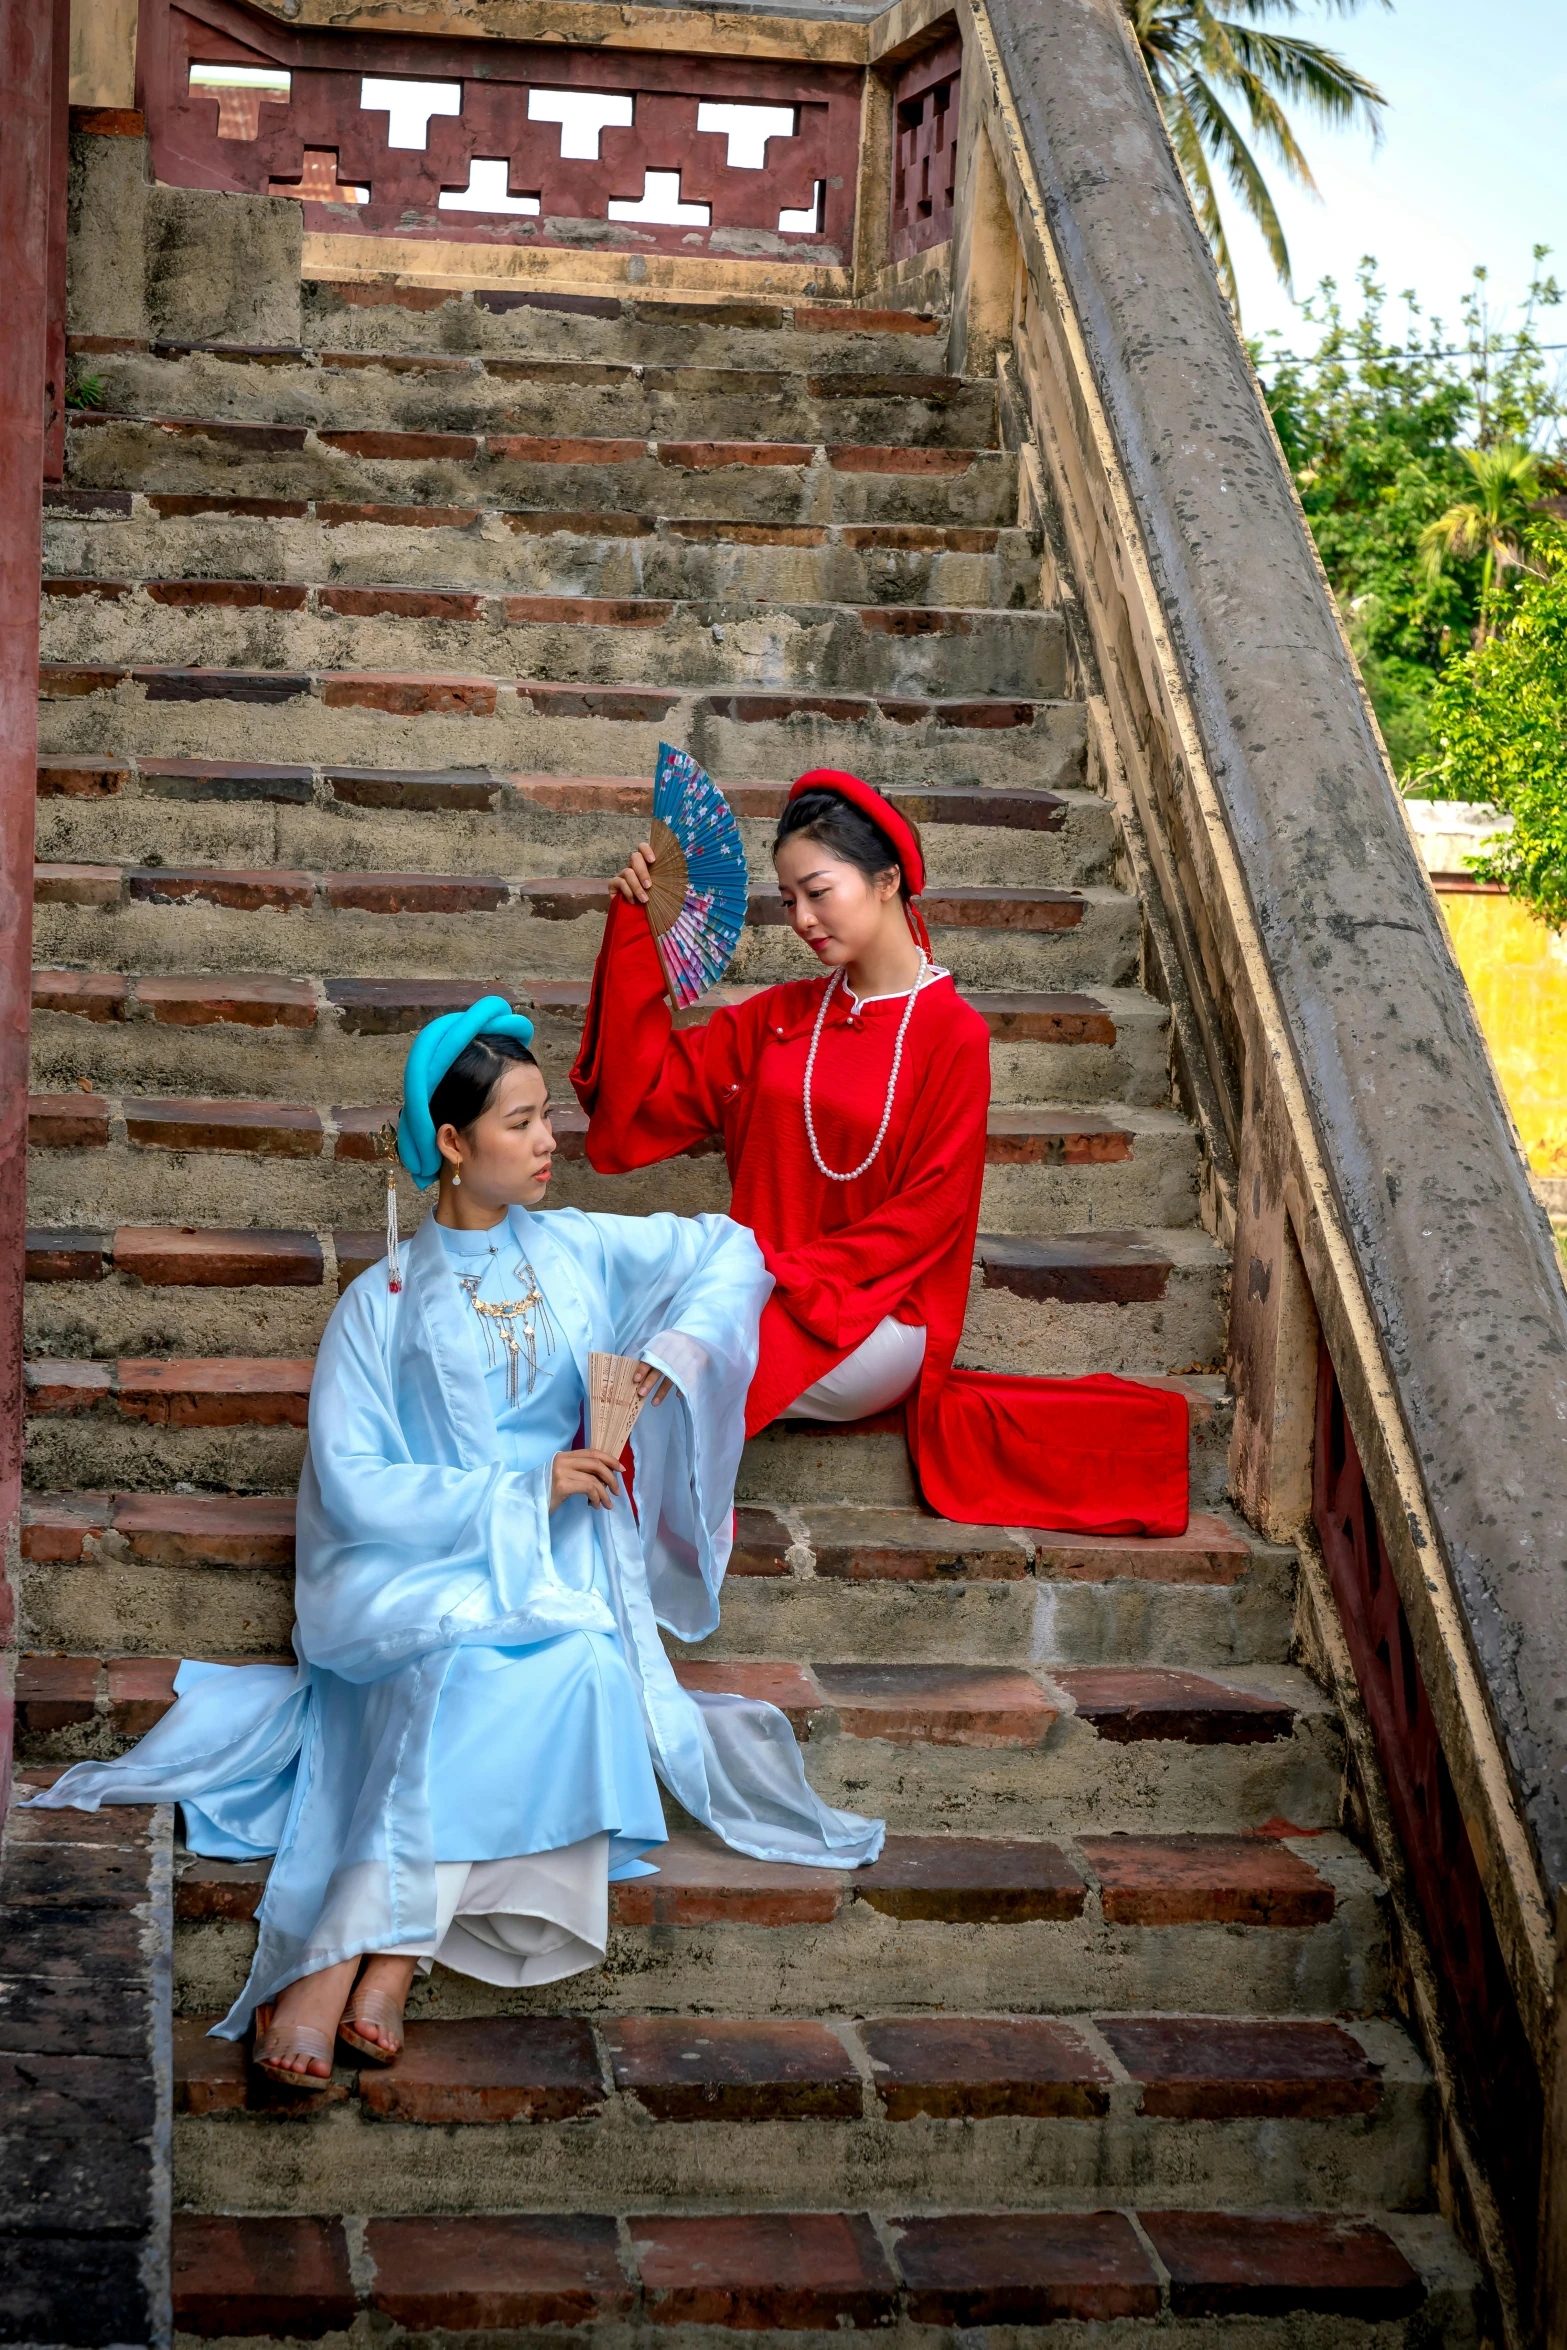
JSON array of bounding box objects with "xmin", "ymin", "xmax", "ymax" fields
[{"xmin": 14, "ymin": 277, "xmax": 1483, "ymax": 2339}]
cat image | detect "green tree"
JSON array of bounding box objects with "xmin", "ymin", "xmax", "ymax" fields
[
  {"xmin": 1253, "ymin": 254, "xmax": 1565, "ymax": 771},
  {"xmin": 1418, "ymin": 441, "xmax": 1545, "ymax": 639},
  {"xmin": 1410, "ymin": 533, "xmax": 1567, "ymax": 928},
  {"xmin": 1125, "ymin": 0, "xmax": 1386, "ymax": 311}
]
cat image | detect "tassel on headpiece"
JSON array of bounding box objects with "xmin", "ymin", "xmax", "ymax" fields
[{"xmin": 385, "ymin": 1168, "xmax": 403, "ymax": 1294}]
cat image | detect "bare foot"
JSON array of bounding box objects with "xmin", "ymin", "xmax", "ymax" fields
[
  {"xmin": 258, "ymin": 1954, "xmax": 360, "ymax": 2081},
  {"xmin": 344, "ymin": 1953, "xmax": 418, "ymax": 2058}
]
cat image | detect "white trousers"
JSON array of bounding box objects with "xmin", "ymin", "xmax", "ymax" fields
[
  {"xmin": 385, "ymin": 1831, "xmax": 609, "ymax": 1988},
  {"xmin": 786, "ymin": 1316, "xmax": 927, "ymax": 1423}
]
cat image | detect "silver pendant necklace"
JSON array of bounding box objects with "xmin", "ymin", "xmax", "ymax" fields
[
  {"xmin": 455, "ymin": 1241, "xmax": 558, "ymax": 1406},
  {"xmin": 802, "ymin": 954, "xmax": 930, "ymax": 1183}
]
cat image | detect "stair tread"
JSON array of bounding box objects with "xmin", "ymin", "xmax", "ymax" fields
[
  {"xmin": 37, "ymin": 763, "xmax": 1084, "ymax": 831},
  {"xmin": 46, "ymin": 577, "xmax": 1051, "ymax": 625},
  {"xmin": 26, "ymin": 1087, "xmax": 1185, "ymax": 1164},
  {"xmin": 19, "ymin": 1490, "xmax": 1259, "ymax": 1577},
  {"xmin": 166, "ymin": 1825, "xmax": 1337, "ymax": 1930},
  {"xmin": 33, "ymin": 966, "xmax": 1162, "ymax": 1036},
  {"xmin": 69, "ymin": 413, "xmax": 999, "ymax": 459},
  {"xmin": 35, "ymin": 860, "xmax": 1098, "ymax": 914},
  {"xmin": 168, "ymin": 2205, "xmax": 1430, "ymax": 2333},
  {"xmin": 172, "ymin": 2005, "xmax": 1399, "ymax": 2124}
]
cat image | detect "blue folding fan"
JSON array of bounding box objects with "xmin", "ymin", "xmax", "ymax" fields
[{"xmin": 644, "ymin": 742, "xmax": 749, "ymax": 1009}]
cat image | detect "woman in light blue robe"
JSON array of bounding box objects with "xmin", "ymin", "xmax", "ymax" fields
[{"xmin": 27, "ymin": 997, "xmax": 882, "ymax": 2086}]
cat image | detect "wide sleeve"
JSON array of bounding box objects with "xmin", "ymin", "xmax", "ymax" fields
[
  {"xmin": 587, "ymin": 1208, "xmax": 772, "ymax": 1642},
  {"xmin": 763, "ymin": 1018, "xmax": 991, "ymax": 1352},
  {"xmin": 570, "ymin": 895, "xmax": 750, "ymax": 1171},
  {"xmin": 293, "ymin": 1280, "xmax": 616, "ymax": 1684}
]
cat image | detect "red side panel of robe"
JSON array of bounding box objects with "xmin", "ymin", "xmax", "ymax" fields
[{"xmin": 571, "ymin": 898, "xmax": 1189, "ymax": 1535}]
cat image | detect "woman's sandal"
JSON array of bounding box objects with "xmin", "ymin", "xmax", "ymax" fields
[
  {"xmin": 251, "ymin": 2003, "xmax": 338, "ymax": 2092},
  {"xmin": 338, "ymin": 1981, "xmax": 406, "ymax": 2066}
]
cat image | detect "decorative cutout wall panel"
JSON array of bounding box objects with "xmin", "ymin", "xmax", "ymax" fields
[
  {"xmin": 890, "ymin": 35, "xmax": 960, "ymax": 264},
  {"xmin": 139, "ymin": 0, "xmax": 860, "ymax": 267}
]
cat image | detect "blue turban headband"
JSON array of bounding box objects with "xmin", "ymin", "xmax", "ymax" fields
[{"xmin": 397, "ymin": 995, "xmax": 536, "ymax": 1185}]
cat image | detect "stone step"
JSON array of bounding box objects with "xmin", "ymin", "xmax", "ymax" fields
[
  {"xmin": 36, "ymin": 670, "xmax": 1085, "ymax": 789},
  {"xmin": 40, "ymin": 583, "xmax": 1066, "ymax": 701},
  {"xmin": 17, "ymin": 1647, "xmax": 1337, "ymax": 1837},
  {"xmin": 167, "ymin": 1825, "xmax": 1390, "ymax": 2021},
  {"xmin": 16, "ymin": 1489, "xmax": 1271, "ymax": 1670},
  {"xmin": 167, "ymin": 2005, "xmax": 1428, "ymax": 2218},
  {"xmin": 66, "ymin": 420, "xmax": 1018, "ymax": 526},
  {"xmin": 30, "ymin": 972, "xmax": 1167, "ymax": 1107},
  {"xmin": 44, "ymin": 499, "xmax": 1042, "ymax": 609},
  {"xmin": 69, "ymin": 352, "xmax": 1000, "ymax": 442},
  {"xmin": 33, "ymin": 859, "xmax": 1135, "ymax": 991},
  {"xmin": 100, "ymin": 296, "xmax": 952, "ymax": 374},
  {"xmin": 164, "ymin": 2204, "xmax": 1470, "ymax": 2342},
  {"xmin": 294, "ymin": 285, "xmax": 951, "ymax": 366},
  {"xmin": 22, "ymin": 1369, "xmax": 1238, "ymax": 1561},
  {"xmin": 34, "ymin": 764, "xmax": 1110, "ymax": 892},
  {"xmin": 25, "ymin": 1091, "xmax": 1199, "ymax": 1233},
  {"xmin": 23, "ymin": 1222, "xmax": 1227, "ymax": 1374}
]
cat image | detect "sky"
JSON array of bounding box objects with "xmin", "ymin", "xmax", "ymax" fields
[{"xmin": 1222, "ymin": 0, "xmax": 1567, "ymax": 368}]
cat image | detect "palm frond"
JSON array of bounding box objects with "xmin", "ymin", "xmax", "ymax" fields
[
  {"xmin": 1179, "ymin": 70, "xmax": 1293, "ymax": 285},
  {"xmin": 1209, "ymin": 26, "xmax": 1385, "ymax": 134},
  {"xmin": 1161, "ymin": 86, "xmax": 1242, "ymax": 307}
]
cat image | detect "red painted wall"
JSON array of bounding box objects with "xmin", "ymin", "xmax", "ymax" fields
[{"xmin": 0, "ymin": 0, "xmax": 65, "ymax": 1814}]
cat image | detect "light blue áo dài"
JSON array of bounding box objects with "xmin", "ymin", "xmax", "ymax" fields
[{"xmin": 384, "ymin": 994, "xmax": 537, "ymax": 1291}]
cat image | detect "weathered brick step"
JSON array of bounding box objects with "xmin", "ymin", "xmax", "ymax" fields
[
  {"xmin": 23, "ymin": 1090, "xmax": 1185, "ymax": 1187},
  {"xmin": 33, "ymin": 861, "xmax": 1087, "ymax": 928},
  {"xmin": 65, "ymin": 421, "xmax": 1018, "ymax": 526},
  {"xmin": 35, "ymin": 674, "xmax": 1085, "ymax": 793},
  {"xmin": 68, "ymin": 358, "xmax": 1000, "ymax": 443},
  {"xmin": 23, "ymin": 1225, "xmax": 1214, "ymax": 1310},
  {"xmin": 19, "ymin": 1648, "xmax": 1308, "ymax": 1756},
  {"xmin": 22, "ymin": 1223, "xmax": 1227, "ymax": 1392},
  {"xmin": 170, "ymin": 1828, "xmax": 1347, "ymax": 1940},
  {"xmin": 165, "ymin": 2204, "xmax": 1462, "ymax": 2341},
  {"xmin": 294, "ymin": 285, "xmax": 951, "ymax": 364},
  {"xmin": 160, "ymin": 1808, "xmax": 1384, "ymax": 2021},
  {"xmin": 34, "ymin": 767, "xmax": 1109, "ymax": 898},
  {"xmin": 14, "ymin": 1489, "xmax": 1294, "ymax": 1718},
  {"xmin": 36, "ymin": 757, "xmax": 1074, "ymax": 829},
  {"xmin": 43, "ymin": 499, "xmax": 1042, "ymax": 610},
  {"xmin": 91, "ymin": 298, "xmax": 951, "ymax": 375},
  {"xmin": 32, "ymin": 864, "xmax": 1133, "ymax": 994},
  {"xmin": 41, "ymin": 585, "xmax": 1065, "ymax": 701},
  {"xmin": 168, "ymin": 2010, "xmax": 1430, "ymax": 2218},
  {"xmin": 30, "ymin": 974, "xmax": 1161, "ymax": 1110},
  {"xmin": 39, "ymin": 665, "xmax": 1062, "ymax": 739},
  {"xmin": 173, "ymin": 2005, "xmax": 1400, "ymax": 2125},
  {"xmin": 25, "ymin": 1647, "xmax": 1335, "ymax": 1836}
]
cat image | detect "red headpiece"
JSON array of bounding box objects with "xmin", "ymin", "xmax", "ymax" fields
[
  {"xmin": 787, "ymin": 769, "xmax": 925, "ymax": 895},
  {"xmin": 786, "ymin": 767, "xmax": 930, "ymax": 953}
]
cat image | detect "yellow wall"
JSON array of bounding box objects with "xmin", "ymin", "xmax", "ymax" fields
[{"xmin": 1438, "ymin": 888, "xmax": 1567, "ymax": 1175}]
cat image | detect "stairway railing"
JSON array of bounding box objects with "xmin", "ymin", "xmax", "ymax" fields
[{"xmin": 946, "ymin": 0, "xmax": 1567, "ymax": 2334}]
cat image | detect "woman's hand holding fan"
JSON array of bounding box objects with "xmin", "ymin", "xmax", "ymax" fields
[
  {"xmin": 607, "ymin": 743, "xmax": 749, "ymax": 1010},
  {"xmin": 550, "ymin": 1357, "xmax": 669, "ymax": 1515}
]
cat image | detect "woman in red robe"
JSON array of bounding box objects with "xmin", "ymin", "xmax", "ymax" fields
[{"xmin": 570, "ymin": 768, "xmax": 1188, "ymax": 1535}]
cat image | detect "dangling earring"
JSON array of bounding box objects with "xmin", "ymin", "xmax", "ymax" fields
[{"xmin": 452, "ymin": 1169, "xmax": 461, "ymax": 1188}]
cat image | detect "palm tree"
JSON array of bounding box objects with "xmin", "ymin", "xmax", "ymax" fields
[
  {"xmin": 1419, "ymin": 441, "xmax": 1546, "ymax": 639},
  {"xmin": 1125, "ymin": 0, "xmax": 1388, "ymax": 314}
]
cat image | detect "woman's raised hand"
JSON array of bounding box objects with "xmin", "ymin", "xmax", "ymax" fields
[
  {"xmin": 550, "ymin": 1447, "xmax": 624, "ymax": 1512},
  {"xmin": 609, "ymin": 839, "xmax": 656, "ymax": 906}
]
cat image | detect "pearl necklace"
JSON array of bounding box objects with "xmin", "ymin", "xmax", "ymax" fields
[{"xmin": 803, "ymin": 955, "xmax": 930, "ymax": 1183}]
